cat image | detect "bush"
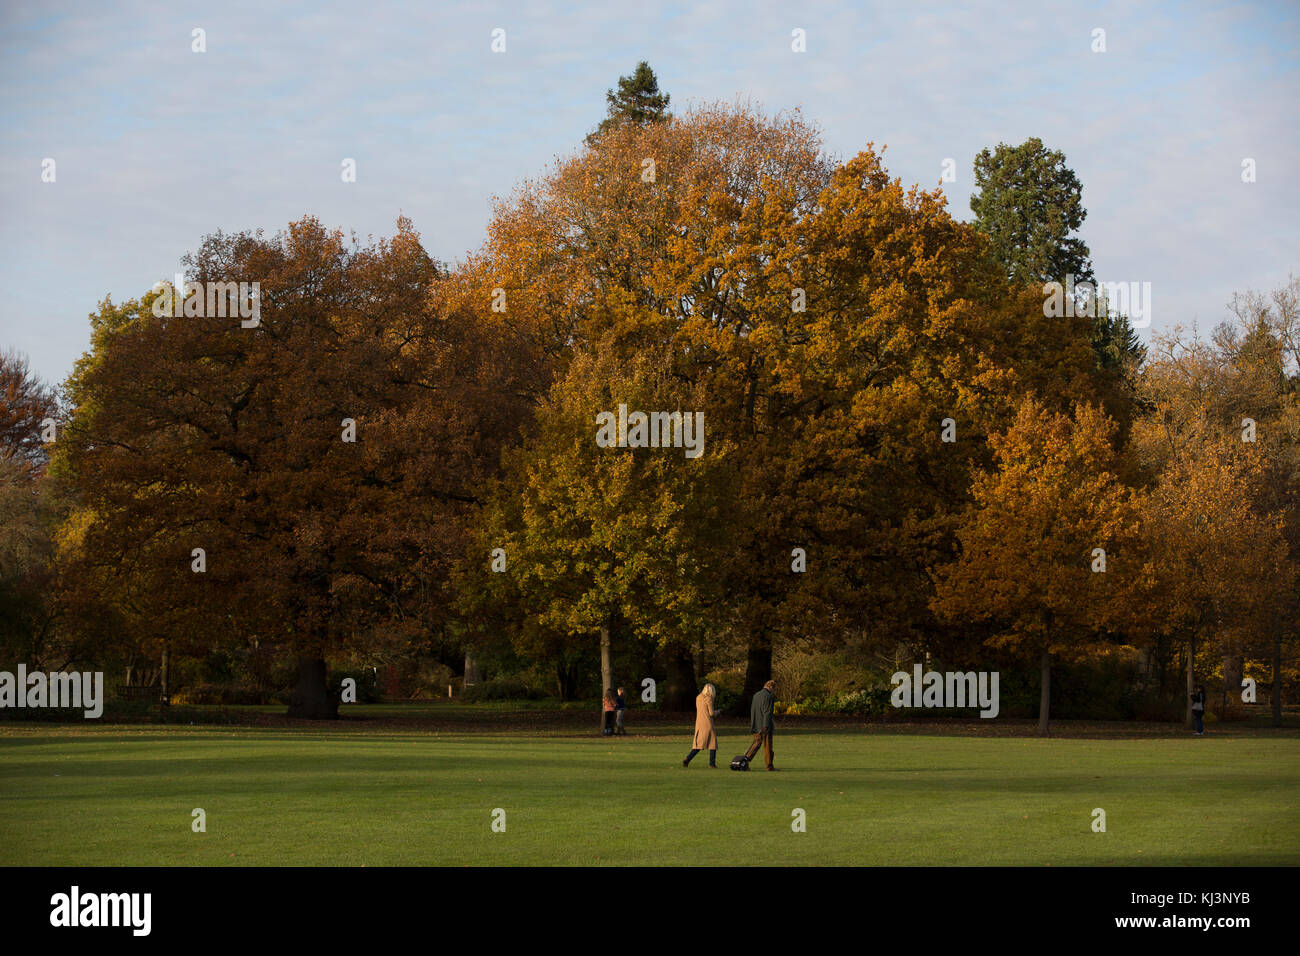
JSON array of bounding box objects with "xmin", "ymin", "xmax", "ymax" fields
[
  {"xmin": 776, "ymin": 688, "xmax": 893, "ymax": 717},
  {"xmin": 0, "ymin": 705, "xmax": 98, "ymax": 722},
  {"xmin": 711, "ymin": 686, "xmax": 741, "ymax": 715},
  {"xmin": 169, "ymin": 682, "xmax": 284, "ymax": 705},
  {"xmin": 462, "ymin": 679, "xmax": 546, "ymax": 702},
  {"xmin": 702, "ymin": 667, "xmax": 744, "ymax": 714},
  {"xmin": 771, "ymin": 649, "xmax": 881, "ymax": 701},
  {"xmin": 370, "ymin": 658, "xmax": 456, "ymax": 699}
]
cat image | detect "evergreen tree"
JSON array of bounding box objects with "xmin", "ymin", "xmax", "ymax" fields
[
  {"xmin": 1092, "ymin": 293, "xmax": 1146, "ymax": 375},
  {"xmin": 971, "ymin": 137, "xmax": 1093, "ymax": 286},
  {"xmin": 587, "ymin": 61, "xmax": 671, "ymax": 144},
  {"xmin": 972, "ymin": 138, "xmax": 1144, "ymax": 398}
]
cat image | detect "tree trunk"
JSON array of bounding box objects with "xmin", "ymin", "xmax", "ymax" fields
[
  {"xmin": 464, "ymin": 653, "xmax": 481, "ymax": 687},
  {"xmin": 160, "ymin": 645, "xmax": 170, "ymax": 704},
  {"xmin": 735, "ymin": 632, "xmax": 772, "ymax": 716},
  {"xmin": 662, "ymin": 641, "xmax": 697, "ymax": 712},
  {"xmin": 555, "ymin": 658, "xmax": 579, "ymax": 701},
  {"xmin": 1185, "ymin": 632, "xmax": 1196, "ymax": 730},
  {"xmin": 598, "ymin": 623, "xmax": 612, "ymax": 733},
  {"xmin": 1038, "ymin": 645, "xmax": 1051, "ymax": 737},
  {"xmin": 1222, "ymin": 652, "xmax": 1243, "ymax": 720},
  {"xmin": 1272, "ymin": 630, "xmax": 1283, "ymax": 729},
  {"xmin": 287, "ymin": 656, "xmax": 338, "ymax": 719},
  {"xmin": 1155, "ymin": 633, "xmax": 1167, "ymax": 696}
]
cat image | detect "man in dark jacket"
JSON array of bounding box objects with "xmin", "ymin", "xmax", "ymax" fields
[{"xmin": 747, "ymin": 679, "xmax": 778, "ymax": 770}]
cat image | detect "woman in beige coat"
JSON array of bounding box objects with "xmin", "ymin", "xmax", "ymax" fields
[{"xmin": 682, "ymin": 684, "xmax": 719, "ymax": 768}]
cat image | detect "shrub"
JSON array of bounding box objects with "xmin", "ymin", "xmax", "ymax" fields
[
  {"xmin": 169, "ymin": 682, "xmax": 282, "ymax": 705},
  {"xmin": 462, "ymin": 679, "xmax": 546, "ymax": 702},
  {"xmin": 700, "ymin": 667, "xmax": 744, "ymax": 714},
  {"xmin": 709, "ymin": 686, "xmax": 738, "ymax": 715},
  {"xmin": 776, "ymin": 688, "xmax": 892, "ymax": 717}
]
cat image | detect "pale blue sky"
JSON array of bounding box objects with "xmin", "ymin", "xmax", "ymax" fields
[{"xmin": 2, "ymin": 0, "xmax": 1297, "ymax": 385}]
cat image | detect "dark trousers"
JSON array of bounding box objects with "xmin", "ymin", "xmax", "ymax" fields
[
  {"xmin": 1194, "ymin": 710, "xmax": 1204, "ymax": 733},
  {"xmin": 685, "ymin": 748, "xmax": 716, "ymax": 766},
  {"xmin": 746, "ymin": 731, "xmax": 774, "ymax": 769}
]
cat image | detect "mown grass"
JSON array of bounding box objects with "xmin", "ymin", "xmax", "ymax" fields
[{"xmin": 1, "ymin": 721, "xmax": 1296, "ymax": 865}]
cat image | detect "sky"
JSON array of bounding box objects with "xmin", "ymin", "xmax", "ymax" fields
[{"xmin": 2, "ymin": 0, "xmax": 1297, "ymax": 387}]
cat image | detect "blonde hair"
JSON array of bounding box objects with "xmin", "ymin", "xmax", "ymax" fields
[{"xmin": 701, "ymin": 683, "xmax": 716, "ymax": 700}]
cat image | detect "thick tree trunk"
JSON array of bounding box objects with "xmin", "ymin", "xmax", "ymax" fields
[
  {"xmin": 287, "ymin": 656, "xmax": 338, "ymax": 719},
  {"xmin": 600, "ymin": 623, "xmax": 613, "ymax": 693},
  {"xmin": 735, "ymin": 633, "xmax": 772, "ymax": 716},
  {"xmin": 1272, "ymin": 630, "xmax": 1283, "ymax": 728},
  {"xmin": 1038, "ymin": 645, "xmax": 1051, "ymax": 737},
  {"xmin": 662, "ymin": 641, "xmax": 697, "ymax": 712},
  {"xmin": 599, "ymin": 623, "xmax": 612, "ymax": 733},
  {"xmin": 464, "ymin": 653, "xmax": 481, "ymax": 687},
  {"xmin": 1185, "ymin": 632, "xmax": 1196, "ymax": 730}
]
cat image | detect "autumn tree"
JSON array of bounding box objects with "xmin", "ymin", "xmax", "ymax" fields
[
  {"xmin": 54, "ymin": 216, "xmax": 519, "ymax": 717},
  {"xmin": 477, "ymin": 102, "xmax": 837, "ymax": 705},
  {"xmin": 0, "ymin": 450, "xmax": 61, "ymax": 670},
  {"xmin": 476, "ymin": 102, "xmax": 1115, "ymax": 710},
  {"xmin": 1133, "ymin": 285, "xmax": 1299, "ymax": 726},
  {"xmin": 463, "ymin": 342, "xmax": 728, "ymax": 712},
  {"xmin": 1224, "ymin": 278, "xmax": 1300, "ymax": 724},
  {"xmin": 1, "ymin": 348, "xmax": 59, "ymax": 472},
  {"xmin": 0, "ymin": 350, "xmax": 66, "ymax": 669},
  {"xmin": 779, "ymin": 149, "xmax": 1112, "ymax": 672},
  {"xmin": 931, "ymin": 398, "xmax": 1144, "ymax": 735},
  {"xmin": 1135, "ymin": 423, "xmax": 1291, "ymax": 728}
]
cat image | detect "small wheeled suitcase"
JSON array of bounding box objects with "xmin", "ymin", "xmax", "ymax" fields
[{"xmin": 730, "ymin": 737, "xmax": 762, "ymax": 771}]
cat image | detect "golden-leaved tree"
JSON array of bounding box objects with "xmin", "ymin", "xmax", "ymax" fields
[
  {"xmin": 931, "ymin": 398, "xmax": 1144, "ymax": 734},
  {"xmin": 1132, "ymin": 308, "xmax": 1296, "ymax": 727},
  {"xmin": 465, "ymin": 102, "xmax": 835, "ymax": 705},
  {"xmin": 469, "ymin": 101, "xmax": 1114, "ymax": 709},
  {"xmin": 461, "ymin": 338, "xmax": 732, "ymax": 712}
]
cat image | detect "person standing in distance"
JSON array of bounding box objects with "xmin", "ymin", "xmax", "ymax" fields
[
  {"xmin": 602, "ymin": 688, "xmax": 617, "ymax": 736},
  {"xmin": 615, "ymin": 686, "xmax": 627, "ymax": 735},
  {"xmin": 1191, "ymin": 684, "xmax": 1206, "ymax": 735},
  {"xmin": 749, "ymin": 679, "xmax": 777, "ymax": 771}
]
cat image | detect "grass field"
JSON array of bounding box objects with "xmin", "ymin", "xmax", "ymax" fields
[{"xmin": 2, "ymin": 714, "xmax": 1298, "ymax": 866}]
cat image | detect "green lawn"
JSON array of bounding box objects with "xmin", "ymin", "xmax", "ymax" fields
[{"xmin": 2, "ymin": 722, "xmax": 1297, "ymax": 865}]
